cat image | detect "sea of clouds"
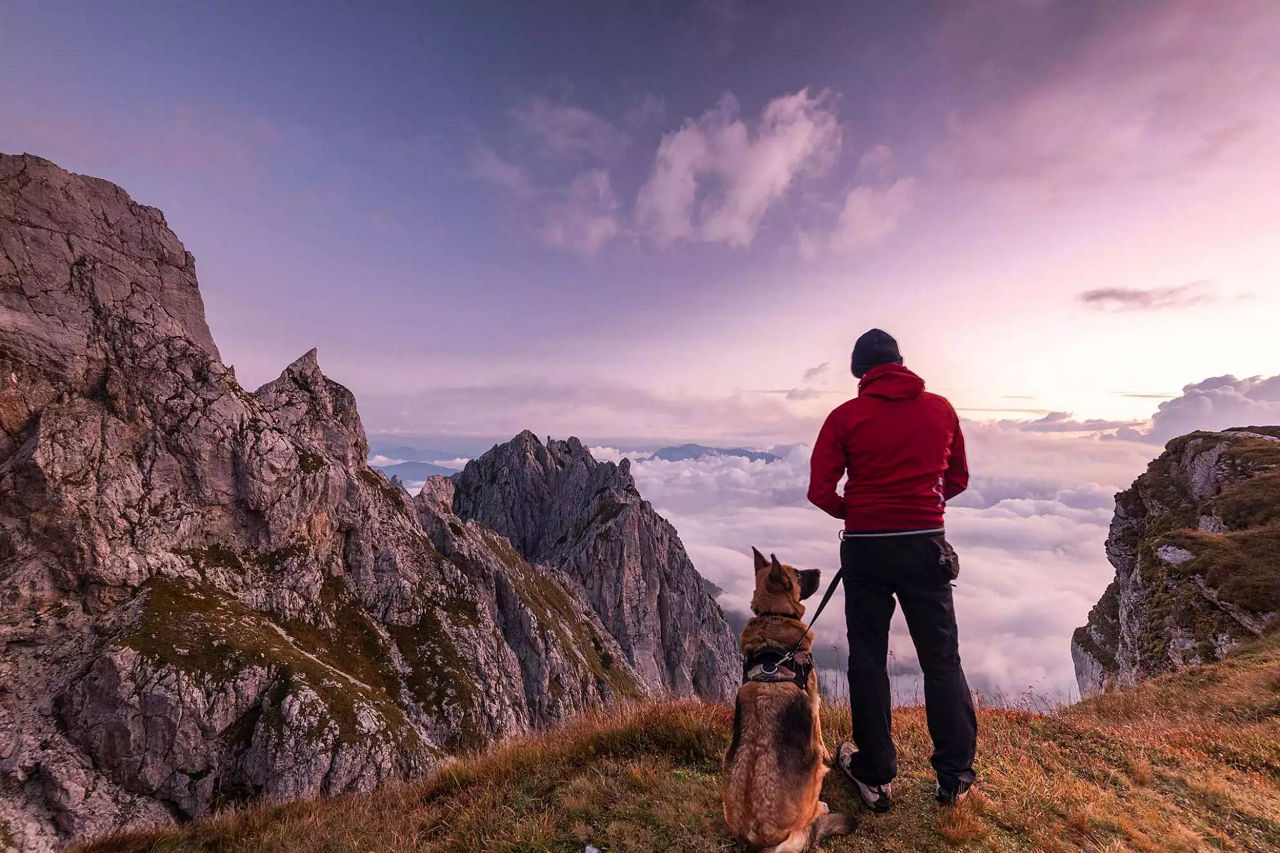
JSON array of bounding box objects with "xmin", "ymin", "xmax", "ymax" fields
[
  {"xmin": 594, "ymin": 428, "xmax": 1155, "ymax": 705},
  {"xmin": 384, "ymin": 373, "xmax": 1280, "ymax": 705},
  {"xmin": 601, "ymin": 373, "xmax": 1280, "ymax": 704}
]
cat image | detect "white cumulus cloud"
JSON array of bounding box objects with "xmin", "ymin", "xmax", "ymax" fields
[
  {"xmin": 1146, "ymin": 374, "xmax": 1280, "ymax": 443},
  {"xmin": 636, "ymin": 89, "xmax": 842, "ymax": 247},
  {"xmin": 829, "ymin": 177, "xmax": 916, "ymax": 251}
]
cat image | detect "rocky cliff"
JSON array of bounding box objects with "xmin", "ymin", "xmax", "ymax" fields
[
  {"xmin": 1073, "ymin": 427, "xmax": 1280, "ymax": 696},
  {"xmin": 0, "ymin": 154, "xmax": 733, "ymax": 851},
  {"xmin": 451, "ymin": 432, "xmax": 740, "ymax": 703}
]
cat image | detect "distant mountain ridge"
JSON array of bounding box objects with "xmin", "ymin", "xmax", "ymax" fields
[
  {"xmin": 369, "ymin": 444, "xmax": 461, "ymax": 462},
  {"xmin": 372, "ymin": 459, "xmax": 459, "ymax": 482},
  {"xmin": 644, "ymin": 443, "xmax": 781, "ymax": 463}
]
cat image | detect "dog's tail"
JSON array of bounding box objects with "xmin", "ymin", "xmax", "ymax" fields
[
  {"xmin": 807, "ymin": 812, "xmax": 858, "ymax": 849},
  {"xmin": 754, "ymin": 811, "xmax": 859, "ymax": 853},
  {"xmin": 761, "ymin": 812, "xmax": 860, "ymax": 853}
]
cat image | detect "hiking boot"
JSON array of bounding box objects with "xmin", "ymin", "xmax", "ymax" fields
[
  {"xmin": 935, "ymin": 781, "xmax": 972, "ymax": 807},
  {"xmin": 835, "ymin": 742, "xmax": 892, "ymax": 813}
]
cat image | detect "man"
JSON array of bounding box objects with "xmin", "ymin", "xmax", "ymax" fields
[{"xmin": 807, "ymin": 328, "xmax": 976, "ymax": 812}]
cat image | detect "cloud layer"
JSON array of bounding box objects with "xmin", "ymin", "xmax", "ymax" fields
[
  {"xmin": 617, "ymin": 425, "xmax": 1155, "ymax": 704},
  {"xmin": 382, "ymin": 370, "xmax": 1277, "ymax": 702}
]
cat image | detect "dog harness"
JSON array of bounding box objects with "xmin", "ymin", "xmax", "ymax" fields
[
  {"xmin": 742, "ymin": 645, "xmax": 813, "ymax": 688},
  {"xmin": 752, "ymin": 562, "xmax": 847, "ymax": 680}
]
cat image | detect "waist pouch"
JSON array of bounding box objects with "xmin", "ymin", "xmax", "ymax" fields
[{"xmin": 930, "ymin": 534, "xmax": 960, "ymax": 580}]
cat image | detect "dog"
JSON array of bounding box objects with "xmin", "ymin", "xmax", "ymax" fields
[{"xmin": 721, "ymin": 548, "xmax": 857, "ymax": 852}]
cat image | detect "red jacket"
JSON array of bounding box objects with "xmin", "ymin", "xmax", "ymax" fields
[{"xmin": 807, "ymin": 363, "xmax": 968, "ymax": 531}]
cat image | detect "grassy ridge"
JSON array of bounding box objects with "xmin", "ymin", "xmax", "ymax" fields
[{"xmin": 78, "ymin": 635, "xmax": 1280, "ymax": 853}]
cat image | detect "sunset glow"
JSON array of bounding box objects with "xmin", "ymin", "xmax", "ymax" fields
[{"xmin": 4, "ymin": 0, "xmax": 1278, "ymax": 699}]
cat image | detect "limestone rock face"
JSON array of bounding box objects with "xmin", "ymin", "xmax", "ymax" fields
[
  {"xmin": 452, "ymin": 431, "xmax": 742, "ymax": 703},
  {"xmin": 1073, "ymin": 428, "xmax": 1280, "ymax": 697},
  {"xmin": 0, "ymin": 154, "xmax": 647, "ymax": 851}
]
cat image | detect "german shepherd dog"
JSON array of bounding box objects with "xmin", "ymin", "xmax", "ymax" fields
[{"xmin": 722, "ymin": 549, "xmax": 857, "ymax": 852}]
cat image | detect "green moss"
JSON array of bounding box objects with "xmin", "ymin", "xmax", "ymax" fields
[
  {"xmin": 388, "ymin": 606, "xmax": 484, "ymax": 751},
  {"xmin": 121, "ymin": 578, "xmax": 253, "ymax": 680},
  {"xmin": 1074, "ymin": 582, "xmax": 1120, "ymax": 671},
  {"xmin": 1221, "ymin": 433, "xmax": 1280, "ymax": 469},
  {"xmin": 179, "ymin": 543, "xmax": 311, "ymax": 576},
  {"xmin": 1212, "ymin": 471, "xmax": 1280, "ymax": 530},
  {"xmin": 1165, "ymin": 529, "xmax": 1280, "ymax": 612},
  {"xmin": 359, "ymin": 469, "xmax": 405, "ymax": 509},
  {"xmin": 177, "ymin": 544, "xmax": 244, "ymax": 574},
  {"xmin": 486, "ymin": 532, "xmax": 526, "ymax": 572},
  {"xmin": 592, "ymin": 497, "xmax": 626, "ymax": 527},
  {"xmin": 119, "ymin": 577, "xmax": 426, "ymax": 751},
  {"xmin": 503, "ymin": 552, "xmax": 645, "ymax": 701},
  {"xmin": 1157, "ymin": 433, "xmax": 1280, "ymax": 617},
  {"xmin": 251, "ymin": 542, "xmax": 309, "ymax": 572},
  {"xmin": 296, "ymin": 449, "xmax": 326, "ymax": 475},
  {"xmin": 1133, "ymin": 556, "xmax": 1181, "ymax": 671},
  {"xmin": 281, "ymin": 578, "xmax": 402, "ymax": 701}
]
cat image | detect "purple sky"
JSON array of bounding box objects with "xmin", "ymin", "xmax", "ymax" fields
[
  {"xmin": 4, "ymin": 0, "xmax": 1280, "ymax": 699},
  {"xmin": 3, "ymin": 0, "xmax": 1278, "ymax": 449}
]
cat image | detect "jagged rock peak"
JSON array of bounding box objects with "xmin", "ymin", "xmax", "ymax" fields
[
  {"xmin": 0, "ymin": 152, "xmax": 219, "ymax": 363},
  {"xmin": 453, "ymin": 430, "xmax": 741, "ymax": 703},
  {"xmin": 455, "ymin": 431, "xmax": 639, "ymax": 560},
  {"xmin": 0, "ymin": 156, "xmax": 650, "ymax": 851},
  {"xmin": 254, "ymin": 347, "xmax": 369, "ymax": 468},
  {"xmin": 1073, "ymin": 427, "xmax": 1280, "ymax": 697}
]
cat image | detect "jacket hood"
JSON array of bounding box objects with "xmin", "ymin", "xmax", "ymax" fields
[{"xmin": 858, "ymin": 363, "xmax": 925, "ymax": 400}]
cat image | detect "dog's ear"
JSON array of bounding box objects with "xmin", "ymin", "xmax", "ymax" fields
[
  {"xmin": 797, "ymin": 568, "xmax": 822, "ymax": 600},
  {"xmin": 767, "ymin": 554, "xmax": 788, "ymax": 588},
  {"xmin": 752, "ymin": 546, "xmax": 769, "ymax": 572}
]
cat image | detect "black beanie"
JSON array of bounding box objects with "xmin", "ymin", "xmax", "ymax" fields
[{"xmin": 851, "ymin": 328, "xmax": 903, "ymax": 378}]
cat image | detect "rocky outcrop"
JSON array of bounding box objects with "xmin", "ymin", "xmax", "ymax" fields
[
  {"xmin": 1073, "ymin": 428, "xmax": 1280, "ymax": 697},
  {"xmin": 0, "ymin": 154, "xmax": 650, "ymax": 851},
  {"xmin": 451, "ymin": 432, "xmax": 741, "ymax": 703}
]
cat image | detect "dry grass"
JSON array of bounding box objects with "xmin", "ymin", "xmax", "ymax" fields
[{"xmin": 78, "ymin": 636, "xmax": 1280, "ymax": 853}]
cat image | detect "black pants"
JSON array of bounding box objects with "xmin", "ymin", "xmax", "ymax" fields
[{"xmin": 841, "ymin": 534, "xmax": 977, "ymax": 789}]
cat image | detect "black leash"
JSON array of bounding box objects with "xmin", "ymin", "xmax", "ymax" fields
[
  {"xmin": 762, "ymin": 566, "xmax": 845, "ymax": 674},
  {"xmin": 761, "ymin": 528, "xmax": 944, "ymax": 675}
]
